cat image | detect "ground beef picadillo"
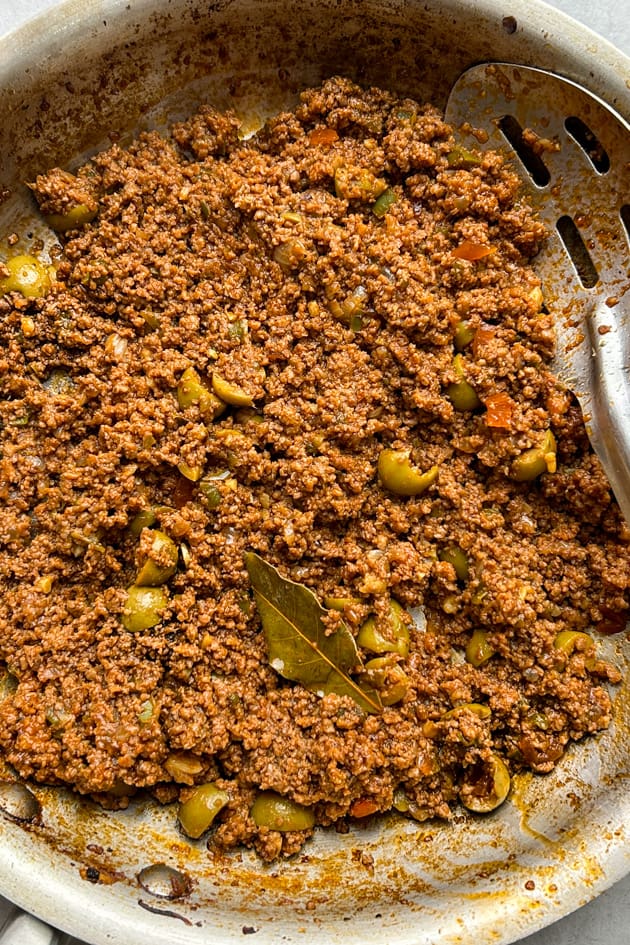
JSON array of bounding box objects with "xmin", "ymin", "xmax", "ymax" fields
[{"xmin": 0, "ymin": 77, "xmax": 628, "ymax": 862}]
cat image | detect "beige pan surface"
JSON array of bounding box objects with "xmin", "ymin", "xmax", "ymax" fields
[{"xmin": 0, "ymin": 1, "xmax": 628, "ymax": 944}]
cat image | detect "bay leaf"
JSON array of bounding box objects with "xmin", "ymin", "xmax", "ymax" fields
[{"xmin": 245, "ymin": 552, "xmax": 382, "ymax": 714}]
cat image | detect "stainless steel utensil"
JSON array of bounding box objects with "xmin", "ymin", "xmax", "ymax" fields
[{"xmin": 445, "ymin": 62, "xmax": 630, "ymax": 521}]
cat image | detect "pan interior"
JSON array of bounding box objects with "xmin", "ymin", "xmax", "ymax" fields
[{"xmin": 0, "ymin": 2, "xmax": 628, "ymax": 944}]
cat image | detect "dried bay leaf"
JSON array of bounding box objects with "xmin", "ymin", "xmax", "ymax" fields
[{"xmin": 244, "ymin": 552, "xmax": 382, "ymax": 714}]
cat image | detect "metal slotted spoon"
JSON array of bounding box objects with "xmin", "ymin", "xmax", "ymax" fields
[{"xmin": 445, "ymin": 63, "xmax": 630, "ymax": 523}]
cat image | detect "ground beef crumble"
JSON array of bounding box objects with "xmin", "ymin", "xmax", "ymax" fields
[{"xmin": 0, "ymin": 77, "xmax": 628, "ymax": 862}]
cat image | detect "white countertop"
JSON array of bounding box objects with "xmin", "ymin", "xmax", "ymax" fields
[{"xmin": 0, "ymin": 1, "xmax": 628, "ymax": 944}]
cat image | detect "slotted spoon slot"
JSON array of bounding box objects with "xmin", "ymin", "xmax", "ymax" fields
[
  {"xmin": 564, "ymin": 115, "xmax": 611, "ymax": 173},
  {"xmin": 496, "ymin": 114, "xmax": 550, "ymax": 185},
  {"xmin": 555, "ymin": 215, "xmax": 600, "ymax": 288}
]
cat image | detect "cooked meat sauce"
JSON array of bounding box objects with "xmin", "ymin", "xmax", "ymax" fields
[{"xmin": 0, "ymin": 77, "xmax": 628, "ymax": 861}]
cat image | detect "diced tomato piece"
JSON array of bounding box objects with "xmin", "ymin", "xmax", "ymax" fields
[
  {"xmin": 451, "ymin": 240, "xmax": 496, "ymax": 261},
  {"xmin": 484, "ymin": 391, "xmax": 515, "ymax": 429},
  {"xmin": 350, "ymin": 798, "xmax": 379, "ymax": 818},
  {"xmin": 308, "ymin": 127, "xmax": 339, "ymax": 147}
]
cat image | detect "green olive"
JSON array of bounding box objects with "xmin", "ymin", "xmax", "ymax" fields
[
  {"xmin": 1, "ymin": 255, "xmax": 51, "ymax": 298},
  {"xmin": 122, "ymin": 585, "xmax": 168, "ymax": 632},
  {"xmin": 553, "ymin": 630, "xmax": 594, "ymax": 655},
  {"xmin": 454, "ymin": 320, "xmax": 475, "ymax": 351},
  {"xmin": 250, "ymin": 791, "xmax": 315, "ymax": 831},
  {"xmin": 361, "ymin": 655, "xmax": 410, "ymax": 706},
  {"xmin": 177, "ymin": 460, "xmax": 204, "ymax": 482},
  {"xmin": 334, "ymin": 166, "xmax": 388, "ymax": 202},
  {"xmin": 138, "ymin": 697, "xmax": 156, "ymax": 724},
  {"xmin": 44, "ymin": 203, "xmax": 97, "ymax": 232},
  {"xmin": 446, "ymin": 354, "xmax": 480, "ymax": 411},
  {"xmin": 128, "ymin": 508, "xmax": 158, "ymax": 537},
  {"xmin": 164, "ymin": 752, "xmax": 204, "ymax": 784},
  {"xmin": 465, "ymin": 629, "xmax": 495, "ymax": 667},
  {"xmin": 446, "ymin": 147, "xmax": 482, "ymax": 169},
  {"xmin": 178, "ymin": 783, "xmax": 229, "ymax": 839},
  {"xmin": 512, "ymin": 430, "xmax": 557, "ymax": 481},
  {"xmin": 177, "ymin": 366, "xmax": 226, "ymax": 420},
  {"xmin": 460, "ymin": 754, "xmax": 510, "ymax": 813},
  {"xmin": 199, "ymin": 480, "xmax": 223, "ymax": 509},
  {"xmin": 323, "ymin": 595, "xmax": 362, "ymax": 611},
  {"xmin": 392, "ymin": 787, "xmax": 410, "ymax": 812},
  {"xmin": 378, "ymin": 449, "xmax": 439, "ymax": 497},
  {"xmin": 135, "ymin": 530, "xmax": 178, "ymax": 586},
  {"xmin": 0, "ymin": 672, "xmax": 18, "ymax": 701},
  {"xmin": 438, "ymin": 545, "xmax": 469, "ymax": 581},
  {"xmin": 273, "ymin": 239, "xmax": 308, "ymax": 270},
  {"xmin": 442, "ymin": 702, "xmax": 491, "ymax": 720},
  {"xmin": 357, "ymin": 599, "xmax": 410, "ymax": 657},
  {"xmin": 211, "ymin": 372, "xmax": 254, "ymax": 407},
  {"xmin": 372, "ymin": 188, "xmax": 397, "ymax": 218}
]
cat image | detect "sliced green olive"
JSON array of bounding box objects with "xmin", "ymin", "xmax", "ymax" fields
[
  {"xmin": 334, "ymin": 166, "xmax": 388, "ymax": 202},
  {"xmin": 438, "ymin": 545, "xmax": 469, "ymax": 581},
  {"xmin": 273, "ymin": 238, "xmax": 308, "ymax": 270},
  {"xmin": 177, "ymin": 366, "xmax": 226, "ymax": 420},
  {"xmin": 178, "ymin": 782, "xmax": 229, "ymax": 839},
  {"xmin": 392, "ymin": 787, "xmax": 410, "ymax": 812},
  {"xmin": 1, "ymin": 255, "xmax": 51, "ymax": 298},
  {"xmin": 138, "ymin": 697, "xmax": 157, "ymax": 724},
  {"xmin": 378, "ymin": 449, "xmax": 439, "ymax": 497},
  {"xmin": 250, "ymin": 791, "xmax": 315, "ymax": 831},
  {"xmin": 512, "ymin": 430, "xmax": 557, "ymax": 481},
  {"xmin": 361, "ymin": 655, "xmax": 410, "ymax": 706},
  {"xmin": 164, "ymin": 751, "xmax": 204, "ymax": 784},
  {"xmin": 177, "ymin": 460, "xmax": 203, "ymax": 482},
  {"xmin": 357, "ymin": 599, "xmax": 410, "ymax": 657},
  {"xmin": 553, "ymin": 630, "xmax": 594, "ymax": 655},
  {"xmin": 465, "ymin": 629, "xmax": 495, "ymax": 667},
  {"xmin": 323, "ymin": 595, "xmax": 362, "ymax": 611},
  {"xmin": 460, "ymin": 754, "xmax": 510, "ymax": 813},
  {"xmin": 443, "ymin": 702, "xmax": 491, "ymax": 720},
  {"xmin": 199, "ymin": 480, "xmax": 222, "ymax": 510},
  {"xmin": 135, "ymin": 530, "xmax": 178, "ymax": 586},
  {"xmin": 122, "ymin": 585, "xmax": 168, "ymax": 632},
  {"xmin": 211, "ymin": 372, "xmax": 254, "ymax": 407},
  {"xmin": 44, "ymin": 203, "xmax": 97, "ymax": 232},
  {"xmin": 446, "ymin": 354, "xmax": 480, "ymax": 411}
]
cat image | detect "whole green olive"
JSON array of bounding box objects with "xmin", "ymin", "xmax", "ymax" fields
[
  {"xmin": 250, "ymin": 791, "xmax": 315, "ymax": 831},
  {"xmin": 460, "ymin": 754, "xmax": 510, "ymax": 813},
  {"xmin": 362, "ymin": 655, "xmax": 410, "ymax": 706},
  {"xmin": 44, "ymin": 203, "xmax": 97, "ymax": 232},
  {"xmin": 122, "ymin": 585, "xmax": 168, "ymax": 632},
  {"xmin": 178, "ymin": 783, "xmax": 229, "ymax": 839},
  {"xmin": 378, "ymin": 449, "xmax": 439, "ymax": 497},
  {"xmin": 1, "ymin": 255, "xmax": 51, "ymax": 298}
]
